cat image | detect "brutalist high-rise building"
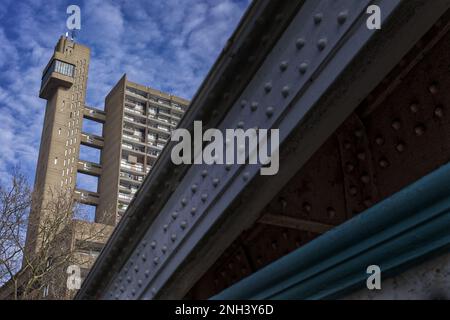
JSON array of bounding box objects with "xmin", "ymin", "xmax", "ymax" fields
[{"xmin": 18, "ymin": 36, "xmax": 188, "ymax": 299}]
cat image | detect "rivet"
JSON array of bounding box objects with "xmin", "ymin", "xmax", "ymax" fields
[
  {"xmin": 150, "ymin": 241, "xmax": 157, "ymax": 249},
  {"xmin": 346, "ymin": 162, "xmax": 355, "ymax": 173},
  {"xmin": 240, "ymin": 100, "xmax": 247, "ymax": 109},
  {"xmin": 434, "ymin": 106, "xmax": 444, "ymax": 118},
  {"xmin": 134, "ymin": 265, "xmax": 139, "ymax": 273},
  {"xmin": 379, "ymin": 158, "xmax": 390, "ymax": 168},
  {"xmin": 191, "ymin": 184, "xmax": 197, "ymax": 193},
  {"xmin": 296, "ymin": 38, "xmax": 306, "ymax": 50},
  {"xmin": 344, "ymin": 141, "xmax": 352, "ymax": 150},
  {"xmin": 299, "ymin": 62, "xmax": 308, "ymax": 74},
  {"xmin": 264, "ymin": 82, "xmax": 272, "ymax": 93},
  {"xmin": 314, "ymin": 13, "xmax": 323, "ymax": 24},
  {"xmin": 317, "ymin": 38, "xmax": 327, "ymax": 51},
  {"xmin": 171, "ymin": 234, "xmax": 177, "ymax": 242},
  {"xmin": 303, "ymin": 202, "xmax": 312, "ymax": 213},
  {"xmin": 120, "ymin": 287, "xmax": 124, "ymax": 293},
  {"xmin": 180, "ymin": 221, "xmax": 188, "ymax": 230},
  {"xmin": 161, "ymin": 246, "xmax": 167, "ymax": 254},
  {"xmin": 327, "ymin": 207, "xmax": 336, "ymax": 219},
  {"xmin": 171, "ymin": 212, "xmax": 178, "ymax": 220},
  {"xmin": 243, "ymin": 172, "xmax": 250, "ymax": 181},
  {"xmin": 410, "ymin": 103, "xmax": 419, "ymax": 113},
  {"xmin": 201, "ymin": 193, "xmax": 208, "ymax": 202},
  {"xmin": 396, "ymin": 143, "xmax": 406, "ymax": 153},
  {"xmin": 414, "ymin": 124, "xmax": 426, "ymax": 136},
  {"xmin": 238, "ymin": 121, "xmax": 245, "ymax": 128},
  {"xmin": 163, "ymin": 224, "xmax": 168, "ymax": 232},
  {"xmin": 250, "ymin": 102, "xmax": 258, "ymax": 112},
  {"xmin": 391, "ymin": 120, "xmax": 401, "ymax": 131},
  {"xmin": 281, "ymin": 86, "xmax": 290, "ymax": 98},
  {"xmin": 271, "ymin": 241, "xmax": 278, "ymax": 249},
  {"xmin": 212, "ymin": 178, "xmax": 220, "ymax": 187},
  {"xmin": 429, "ymin": 83, "xmax": 439, "ymax": 95},
  {"xmin": 153, "ymin": 257, "xmax": 159, "ymax": 265},
  {"xmin": 363, "ymin": 199, "xmax": 373, "ymax": 208},
  {"xmin": 191, "ymin": 207, "xmax": 197, "ymax": 216},
  {"xmin": 337, "ymin": 11, "xmax": 348, "ymax": 24},
  {"xmin": 181, "ymin": 198, "xmax": 187, "ymax": 207},
  {"xmin": 361, "ymin": 175, "xmax": 370, "ymax": 184},
  {"xmin": 279, "ymin": 61, "xmax": 288, "ymax": 72},
  {"xmin": 145, "ymin": 270, "xmax": 150, "ymax": 278},
  {"xmin": 201, "ymin": 169, "xmax": 208, "ymax": 178},
  {"xmin": 142, "ymin": 254, "xmax": 147, "ymax": 262},
  {"xmin": 138, "ymin": 280, "xmax": 143, "ymax": 288},
  {"xmin": 375, "ymin": 136, "xmax": 385, "ymax": 146},
  {"xmin": 225, "ymin": 164, "xmax": 232, "ymax": 171},
  {"xmin": 127, "ymin": 276, "xmax": 132, "ymax": 283},
  {"xmin": 357, "ymin": 152, "xmax": 366, "ymax": 161},
  {"xmin": 266, "ymin": 107, "xmax": 274, "ymax": 118}
]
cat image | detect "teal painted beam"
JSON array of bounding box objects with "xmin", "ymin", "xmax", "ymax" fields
[{"xmin": 213, "ymin": 163, "xmax": 450, "ymax": 300}]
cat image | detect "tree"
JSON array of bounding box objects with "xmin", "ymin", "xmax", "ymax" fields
[{"xmin": 0, "ymin": 170, "xmax": 112, "ymax": 300}]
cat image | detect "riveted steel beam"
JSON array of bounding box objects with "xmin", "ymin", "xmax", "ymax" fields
[{"xmin": 77, "ymin": 0, "xmax": 450, "ymax": 300}]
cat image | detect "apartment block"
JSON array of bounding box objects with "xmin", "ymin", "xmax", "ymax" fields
[
  {"xmin": 97, "ymin": 76, "xmax": 189, "ymax": 225},
  {"xmin": 12, "ymin": 35, "xmax": 188, "ymax": 299}
]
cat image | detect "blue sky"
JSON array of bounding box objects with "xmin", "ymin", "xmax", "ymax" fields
[{"xmin": 0, "ymin": 0, "xmax": 250, "ymax": 189}]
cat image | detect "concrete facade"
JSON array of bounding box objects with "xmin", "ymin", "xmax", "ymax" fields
[{"xmin": 14, "ymin": 36, "xmax": 188, "ymax": 299}]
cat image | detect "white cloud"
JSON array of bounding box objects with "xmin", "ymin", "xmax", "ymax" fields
[{"xmin": 0, "ymin": 0, "xmax": 249, "ymax": 187}]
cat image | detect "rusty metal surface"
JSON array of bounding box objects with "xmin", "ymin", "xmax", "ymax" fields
[{"xmin": 187, "ymin": 15, "xmax": 450, "ymax": 299}]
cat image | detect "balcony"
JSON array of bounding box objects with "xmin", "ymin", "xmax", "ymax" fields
[
  {"xmin": 74, "ymin": 189, "xmax": 100, "ymax": 206},
  {"xmin": 77, "ymin": 160, "xmax": 102, "ymax": 177},
  {"xmin": 126, "ymin": 88, "xmax": 148, "ymax": 99},
  {"xmin": 119, "ymin": 172, "xmax": 144, "ymax": 184},
  {"xmin": 120, "ymin": 160, "xmax": 144, "ymax": 173},
  {"xmin": 148, "ymin": 142, "xmax": 164, "ymax": 152},
  {"xmin": 123, "ymin": 114, "xmax": 146, "ymax": 127},
  {"xmin": 124, "ymin": 105, "xmax": 145, "ymax": 118},
  {"xmin": 119, "ymin": 184, "xmax": 139, "ymax": 195},
  {"xmin": 118, "ymin": 192, "xmax": 133, "ymax": 203},
  {"xmin": 84, "ymin": 106, "xmax": 106, "ymax": 123},
  {"xmin": 121, "ymin": 143, "xmax": 145, "ymax": 154},
  {"xmin": 81, "ymin": 132, "xmax": 104, "ymax": 149},
  {"xmin": 147, "ymin": 124, "xmax": 170, "ymax": 135},
  {"xmin": 122, "ymin": 133, "xmax": 145, "ymax": 145}
]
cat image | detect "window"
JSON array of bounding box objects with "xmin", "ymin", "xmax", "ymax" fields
[
  {"xmin": 41, "ymin": 60, "xmax": 75, "ymax": 85},
  {"xmin": 54, "ymin": 157, "xmax": 58, "ymax": 165}
]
